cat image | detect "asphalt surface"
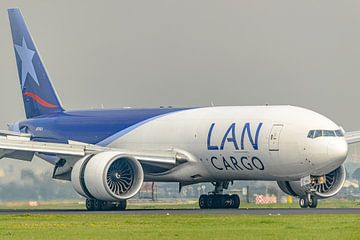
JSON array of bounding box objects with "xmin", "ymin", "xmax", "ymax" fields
[{"xmin": 0, "ymin": 208, "xmax": 359, "ymax": 215}]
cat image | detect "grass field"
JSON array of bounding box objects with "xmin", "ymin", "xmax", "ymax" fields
[
  {"xmin": 0, "ymin": 199, "xmax": 359, "ymax": 239},
  {"xmin": 0, "ymin": 214, "xmax": 359, "ymax": 240}
]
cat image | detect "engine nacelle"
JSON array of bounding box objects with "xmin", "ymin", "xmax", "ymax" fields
[
  {"xmin": 71, "ymin": 151, "xmax": 144, "ymax": 201},
  {"xmin": 277, "ymin": 165, "xmax": 346, "ymax": 199}
]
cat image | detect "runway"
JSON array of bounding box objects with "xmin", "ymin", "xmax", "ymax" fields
[{"xmin": 0, "ymin": 208, "xmax": 359, "ymax": 215}]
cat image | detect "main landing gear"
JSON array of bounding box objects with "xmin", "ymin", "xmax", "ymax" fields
[
  {"xmin": 299, "ymin": 194, "xmax": 318, "ymax": 208},
  {"xmin": 199, "ymin": 182, "xmax": 240, "ymax": 209},
  {"xmin": 85, "ymin": 199, "xmax": 127, "ymax": 211}
]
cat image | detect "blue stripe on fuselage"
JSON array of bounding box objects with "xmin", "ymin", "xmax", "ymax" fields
[{"xmin": 18, "ymin": 108, "xmax": 191, "ymax": 145}]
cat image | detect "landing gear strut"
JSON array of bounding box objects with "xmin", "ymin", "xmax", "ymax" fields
[
  {"xmin": 199, "ymin": 182, "xmax": 240, "ymax": 209},
  {"xmin": 299, "ymin": 194, "xmax": 318, "ymax": 209},
  {"xmin": 85, "ymin": 199, "xmax": 127, "ymax": 211}
]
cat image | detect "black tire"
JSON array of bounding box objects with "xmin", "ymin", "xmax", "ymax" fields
[
  {"xmin": 85, "ymin": 199, "xmax": 95, "ymax": 211},
  {"xmin": 230, "ymin": 194, "xmax": 240, "ymax": 209},
  {"xmin": 94, "ymin": 200, "xmax": 103, "ymax": 211},
  {"xmin": 199, "ymin": 195, "xmax": 208, "ymax": 209},
  {"xmin": 116, "ymin": 200, "xmax": 127, "ymax": 210},
  {"xmin": 299, "ymin": 196, "xmax": 309, "ymax": 208},
  {"xmin": 309, "ymin": 196, "xmax": 318, "ymax": 208},
  {"xmin": 213, "ymin": 195, "xmax": 224, "ymax": 209},
  {"xmin": 207, "ymin": 195, "xmax": 214, "ymax": 208},
  {"xmin": 223, "ymin": 194, "xmax": 232, "ymax": 208}
]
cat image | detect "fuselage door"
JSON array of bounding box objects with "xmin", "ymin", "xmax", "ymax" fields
[{"xmin": 269, "ymin": 124, "xmax": 283, "ymax": 151}]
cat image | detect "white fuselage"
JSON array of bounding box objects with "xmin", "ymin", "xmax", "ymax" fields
[{"xmin": 105, "ymin": 106, "xmax": 348, "ymax": 183}]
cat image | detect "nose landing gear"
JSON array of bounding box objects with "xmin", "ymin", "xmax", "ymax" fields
[
  {"xmin": 299, "ymin": 194, "xmax": 318, "ymax": 208},
  {"xmin": 198, "ymin": 182, "xmax": 240, "ymax": 209}
]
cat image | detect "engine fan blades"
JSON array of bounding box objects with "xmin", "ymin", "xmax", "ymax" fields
[
  {"xmin": 311, "ymin": 170, "xmax": 337, "ymax": 194},
  {"xmin": 106, "ymin": 160, "xmax": 134, "ymax": 196}
]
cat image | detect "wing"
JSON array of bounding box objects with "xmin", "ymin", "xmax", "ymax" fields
[
  {"xmin": 0, "ymin": 131, "xmax": 188, "ymax": 180},
  {"xmin": 0, "ymin": 130, "xmax": 102, "ymax": 161},
  {"xmin": 345, "ymin": 131, "xmax": 360, "ymax": 144}
]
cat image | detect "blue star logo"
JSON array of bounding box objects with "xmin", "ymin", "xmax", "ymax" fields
[{"xmin": 14, "ymin": 38, "xmax": 39, "ymax": 89}]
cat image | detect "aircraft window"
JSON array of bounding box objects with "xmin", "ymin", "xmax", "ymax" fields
[
  {"xmin": 323, "ymin": 130, "xmax": 336, "ymax": 137},
  {"xmin": 314, "ymin": 130, "xmax": 322, "ymax": 138},
  {"xmin": 308, "ymin": 129, "xmax": 344, "ymax": 138},
  {"xmin": 307, "ymin": 130, "xmax": 315, "ymax": 138},
  {"xmin": 335, "ymin": 129, "xmax": 344, "ymax": 137}
]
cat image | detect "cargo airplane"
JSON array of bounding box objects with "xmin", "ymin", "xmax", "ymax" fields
[{"xmin": 1, "ymin": 8, "xmax": 359, "ymax": 210}]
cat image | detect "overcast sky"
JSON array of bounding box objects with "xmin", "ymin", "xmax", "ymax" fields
[
  {"xmin": 0, "ymin": 0, "xmax": 359, "ymax": 184},
  {"xmin": 0, "ymin": 1, "xmax": 359, "ymax": 130}
]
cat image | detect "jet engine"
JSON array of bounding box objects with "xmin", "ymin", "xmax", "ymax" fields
[
  {"xmin": 71, "ymin": 151, "xmax": 144, "ymax": 201},
  {"xmin": 277, "ymin": 165, "xmax": 346, "ymax": 199}
]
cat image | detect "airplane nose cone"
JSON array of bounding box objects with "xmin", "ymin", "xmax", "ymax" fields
[{"xmin": 327, "ymin": 139, "xmax": 348, "ymax": 165}]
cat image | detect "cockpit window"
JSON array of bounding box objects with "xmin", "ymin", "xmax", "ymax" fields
[
  {"xmin": 308, "ymin": 129, "xmax": 343, "ymax": 139},
  {"xmin": 335, "ymin": 129, "xmax": 344, "ymax": 137},
  {"xmin": 307, "ymin": 130, "xmax": 315, "ymax": 138},
  {"xmin": 314, "ymin": 130, "xmax": 323, "ymax": 138},
  {"xmin": 323, "ymin": 130, "xmax": 336, "ymax": 137}
]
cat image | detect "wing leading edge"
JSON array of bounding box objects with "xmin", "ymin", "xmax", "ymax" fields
[
  {"xmin": 0, "ymin": 132, "xmax": 187, "ymax": 180},
  {"xmin": 345, "ymin": 131, "xmax": 360, "ymax": 144}
]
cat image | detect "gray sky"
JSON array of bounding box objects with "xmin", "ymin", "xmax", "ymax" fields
[
  {"xmin": 0, "ymin": 0, "xmax": 359, "ymax": 130},
  {"xmin": 0, "ymin": 0, "xmax": 360, "ymax": 192}
]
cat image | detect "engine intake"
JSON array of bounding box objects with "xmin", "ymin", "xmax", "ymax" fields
[
  {"xmin": 71, "ymin": 151, "xmax": 144, "ymax": 201},
  {"xmin": 277, "ymin": 165, "xmax": 346, "ymax": 199}
]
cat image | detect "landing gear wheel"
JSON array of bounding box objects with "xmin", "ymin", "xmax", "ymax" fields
[
  {"xmin": 198, "ymin": 194, "xmax": 241, "ymax": 209},
  {"xmin": 309, "ymin": 196, "xmax": 318, "ymax": 208},
  {"xmin": 223, "ymin": 194, "xmax": 232, "ymax": 208},
  {"xmin": 299, "ymin": 196, "xmax": 309, "ymax": 208},
  {"xmin": 198, "ymin": 181, "xmax": 240, "ymax": 209},
  {"xmin": 116, "ymin": 200, "xmax": 127, "ymax": 210},
  {"xmin": 230, "ymin": 194, "xmax": 240, "ymax": 209},
  {"xmin": 86, "ymin": 199, "xmax": 95, "ymax": 211},
  {"xmin": 199, "ymin": 195, "xmax": 209, "ymax": 209},
  {"xmin": 94, "ymin": 200, "xmax": 104, "ymax": 211},
  {"xmin": 207, "ymin": 195, "xmax": 214, "ymax": 208}
]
